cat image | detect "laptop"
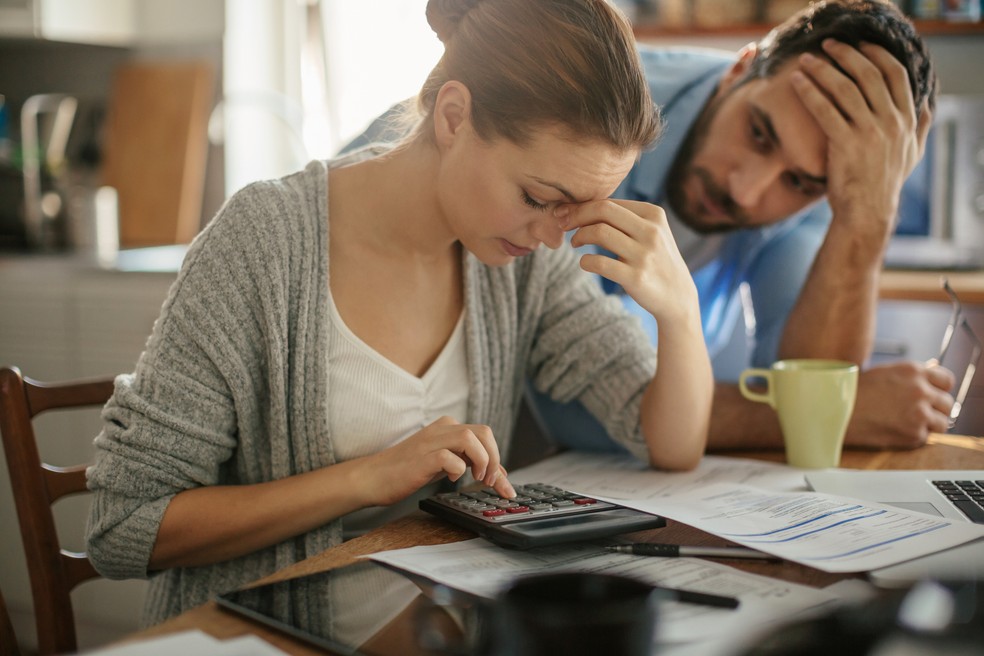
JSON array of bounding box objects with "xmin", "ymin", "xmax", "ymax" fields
[{"xmin": 805, "ymin": 469, "xmax": 984, "ymax": 587}]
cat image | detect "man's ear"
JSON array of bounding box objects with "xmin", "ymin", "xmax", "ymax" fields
[
  {"xmin": 718, "ymin": 42, "xmax": 758, "ymax": 92},
  {"xmin": 433, "ymin": 81, "xmax": 472, "ymax": 150}
]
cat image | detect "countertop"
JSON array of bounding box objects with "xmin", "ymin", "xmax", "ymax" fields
[{"xmin": 0, "ymin": 244, "xmax": 188, "ymax": 274}]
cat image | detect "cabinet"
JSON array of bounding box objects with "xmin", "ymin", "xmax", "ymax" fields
[
  {"xmin": 0, "ymin": 0, "xmax": 136, "ymax": 46},
  {"xmin": 0, "ymin": 253, "xmax": 176, "ymax": 651}
]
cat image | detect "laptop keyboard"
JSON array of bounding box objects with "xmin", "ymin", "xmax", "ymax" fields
[{"xmin": 933, "ymin": 480, "xmax": 984, "ymax": 524}]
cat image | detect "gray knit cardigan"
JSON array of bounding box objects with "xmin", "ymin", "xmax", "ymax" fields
[{"xmin": 85, "ymin": 155, "xmax": 657, "ymax": 627}]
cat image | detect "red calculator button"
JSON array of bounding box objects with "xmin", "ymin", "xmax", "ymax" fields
[
  {"xmin": 506, "ymin": 506, "xmax": 530, "ymax": 514},
  {"xmin": 573, "ymin": 498, "xmax": 596, "ymax": 505},
  {"xmin": 483, "ymin": 509, "xmax": 507, "ymax": 517}
]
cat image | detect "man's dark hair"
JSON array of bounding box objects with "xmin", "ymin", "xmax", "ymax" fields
[{"xmin": 743, "ymin": 0, "xmax": 937, "ymax": 112}]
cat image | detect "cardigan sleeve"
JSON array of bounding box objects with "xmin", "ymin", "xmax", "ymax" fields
[
  {"xmin": 525, "ymin": 246, "xmax": 657, "ymax": 462},
  {"xmin": 85, "ymin": 182, "xmax": 290, "ymax": 580}
]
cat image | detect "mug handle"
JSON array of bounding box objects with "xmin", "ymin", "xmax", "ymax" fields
[{"xmin": 738, "ymin": 369, "xmax": 775, "ymax": 408}]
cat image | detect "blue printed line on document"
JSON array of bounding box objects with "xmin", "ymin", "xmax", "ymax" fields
[
  {"xmin": 721, "ymin": 505, "xmax": 867, "ymax": 538},
  {"xmin": 802, "ymin": 522, "xmax": 949, "ymax": 561}
]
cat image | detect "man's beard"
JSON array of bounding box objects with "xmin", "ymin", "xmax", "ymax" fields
[{"xmin": 665, "ymin": 94, "xmax": 749, "ymax": 235}]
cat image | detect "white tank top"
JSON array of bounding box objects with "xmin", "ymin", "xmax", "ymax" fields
[{"xmin": 326, "ymin": 292, "xmax": 469, "ymax": 538}]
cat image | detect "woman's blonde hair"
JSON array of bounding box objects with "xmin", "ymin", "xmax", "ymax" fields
[{"xmin": 412, "ymin": 0, "xmax": 662, "ymax": 151}]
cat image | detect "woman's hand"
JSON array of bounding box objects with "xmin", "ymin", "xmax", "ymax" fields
[
  {"xmin": 557, "ymin": 199, "xmax": 699, "ymax": 326},
  {"xmin": 360, "ymin": 416, "xmax": 515, "ymax": 507},
  {"xmin": 556, "ymin": 198, "xmax": 711, "ymax": 471}
]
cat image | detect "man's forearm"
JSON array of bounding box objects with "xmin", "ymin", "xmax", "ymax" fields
[
  {"xmin": 706, "ymin": 382, "xmax": 785, "ymax": 450},
  {"xmin": 778, "ymin": 221, "xmax": 884, "ymax": 364}
]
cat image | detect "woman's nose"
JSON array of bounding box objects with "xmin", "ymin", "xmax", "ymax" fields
[{"xmin": 534, "ymin": 214, "xmax": 566, "ymax": 249}]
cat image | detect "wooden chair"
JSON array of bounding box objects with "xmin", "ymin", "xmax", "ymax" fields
[
  {"xmin": 0, "ymin": 365, "xmax": 115, "ymax": 655},
  {"xmin": 0, "ymin": 583, "xmax": 20, "ymax": 656}
]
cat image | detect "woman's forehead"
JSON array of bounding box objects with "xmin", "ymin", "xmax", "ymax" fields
[{"xmin": 498, "ymin": 127, "xmax": 638, "ymax": 200}]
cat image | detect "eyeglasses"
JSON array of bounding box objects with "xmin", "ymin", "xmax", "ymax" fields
[{"xmin": 938, "ymin": 278, "xmax": 981, "ymax": 429}]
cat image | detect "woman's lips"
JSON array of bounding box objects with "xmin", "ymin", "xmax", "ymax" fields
[{"xmin": 501, "ymin": 239, "xmax": 533, "ymax": 257}]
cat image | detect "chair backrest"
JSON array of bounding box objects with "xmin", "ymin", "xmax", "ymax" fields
[
  {"xmin": 0, "ymin": 365, "xmax": 115, "ymax": 655},
  {"xmin": 0, "ymin": 582, "xmax": 20, "ymax": 656}
]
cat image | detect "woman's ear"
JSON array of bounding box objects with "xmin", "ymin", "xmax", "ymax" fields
[{"xmin": 433, "ymin": 81, "xmax": 472, "ymax": 150}]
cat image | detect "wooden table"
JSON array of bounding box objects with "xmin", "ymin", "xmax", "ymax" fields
[
  {"xmin": 880, "ymin": 269, "xmax": 984, "ymax": 304},
  {"xmin": 116, "ymin": 433, "xmax": 984, "ymax": 655}
]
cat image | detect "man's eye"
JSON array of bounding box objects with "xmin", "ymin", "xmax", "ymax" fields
[
  {"xmin": 783, "ymin": 172, "xmax": 819, "ymax": 196},
  {"xmin": 785, "ymin": 172, "xmax": 805, "ymax": 192},
  {"xmin": 522, "ymin": 191, "xmax": 548, "ymax": 211},
  {"xmin": 750, "ymin": 123, "xmax": 768, "ymax": 149}
]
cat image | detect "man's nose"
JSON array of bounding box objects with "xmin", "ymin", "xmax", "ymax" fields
[{"xmin": 728, "ymin": 155, "xmax": 782, "ymax": 209}]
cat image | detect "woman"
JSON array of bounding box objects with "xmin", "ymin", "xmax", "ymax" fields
[{"xmin": 86, "ymin": 0, "xmax": 713, "ymax": 626}]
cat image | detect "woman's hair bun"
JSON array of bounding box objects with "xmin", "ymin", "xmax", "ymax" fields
[{"xmin": 426, "ymin": 0, "xmax": 484, "ymax": 43}]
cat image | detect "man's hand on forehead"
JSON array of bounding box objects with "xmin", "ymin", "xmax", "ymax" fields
[
  {"xmin": 795, "ymin": 39, "xmax": 932, "ymax": 167},
  {"xmin": 787, "ymin": 38, "xmax": 931, "ymax": 237}
]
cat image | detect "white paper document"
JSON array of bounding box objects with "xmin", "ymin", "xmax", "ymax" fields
[
  {"xmin": 368, "ymin": 538, "xmax": 840, "ymax": 645},
  {"xmin": 613, "ymin": 482, "xmax": 984, "ymax": 573},
  {"xmin": 509, "ymin": 452, "xmax": 984, "ymax": 573},
  {"xmin": 510, "ymin": 452, "xmax": 810, "ymax": 498},
  {"xmin": 82, "ymin": 630, "xmax": 288, "ymax": 656}
]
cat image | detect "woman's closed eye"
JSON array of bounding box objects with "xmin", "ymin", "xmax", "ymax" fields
[{"xmin": 522, "ymin": 190, "xmax": 549, "ymax": 212}]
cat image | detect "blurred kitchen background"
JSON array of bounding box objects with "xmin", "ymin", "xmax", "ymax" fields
[{"xmin": 0, "ymin": 0, "xmax": 982, "ymax": 653}]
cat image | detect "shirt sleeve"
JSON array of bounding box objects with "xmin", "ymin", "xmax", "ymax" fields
[
  {"xmin": 85, "ymin": 185, "xmax": 281, "ymax": 580},
  {"xmin": 744, "ymin": 206, "xmax": 830, "ymax": 368},
  {"xmin": 525, "ymin": 246, "xmax": 657, "ymax": 462}
]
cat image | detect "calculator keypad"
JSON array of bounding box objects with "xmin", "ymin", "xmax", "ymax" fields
[{"xmin": 429, "ymin": 483, "xmax": 612, "ymax": 523}]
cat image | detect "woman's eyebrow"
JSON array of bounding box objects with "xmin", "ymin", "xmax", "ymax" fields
[{"xmin": 530, "ymin": 176, "xmax": 581, "ymax": 203}]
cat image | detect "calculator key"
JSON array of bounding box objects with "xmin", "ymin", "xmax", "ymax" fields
[
  {"xmin": 506, "ymin": 506, "xmax": 530, "ymax": 514},
  {"xmin": 552, "ymin": 500, "xmax": 575, "ymax": 507},
  {"xmin": 482, "ymin": 509, "xmax": 507, "ymax": 517},
  {"xmin": 573, "ymin": 498, "xmax": 597, "ymax": 505}
]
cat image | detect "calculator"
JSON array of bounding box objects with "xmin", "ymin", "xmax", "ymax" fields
[{"xmin": 419, "ymin": 482, "xmax": 665, "ymax": 549}]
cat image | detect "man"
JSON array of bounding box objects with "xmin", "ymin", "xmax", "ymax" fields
[
  {"xmin": 347, "ymin": 0, "xmax": 954, "ymax": 453},
  {"xmin": 530, "ymin": 0, "xmax": 953, "ymax": 453}
]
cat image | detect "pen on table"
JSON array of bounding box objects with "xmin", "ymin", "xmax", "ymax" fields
[
  {"xmin": 606, "ymin": 543, "xmax": 778, "ymax": 561},
  {"xmin": 655, "ymin": 586, "xmax": 740, "ymax": 609}
]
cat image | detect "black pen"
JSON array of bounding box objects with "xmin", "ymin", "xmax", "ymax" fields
[
  {"xmin": 655, "ymin": 586, "xmax": 740, "ymax": 609},
  {"xmin": 606, "ymin": 543, "xmax": 777, "ymax": 561}
]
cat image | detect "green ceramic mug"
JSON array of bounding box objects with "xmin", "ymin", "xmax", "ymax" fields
[{"xmin": 738, "ymin": 359, "xmax": 859, "ymax": 469}]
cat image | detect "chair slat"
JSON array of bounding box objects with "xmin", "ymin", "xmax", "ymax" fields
[{"xmin": 0, "ymin": 366, "xmax": 115, "ymax": 655}]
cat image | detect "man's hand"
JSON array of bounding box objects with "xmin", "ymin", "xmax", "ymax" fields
[
  {"xmin": 707, "ymin": 361, "xmax": 953, "ymax": 452},
  {"xmin": 844, "ymin": 361, "xmax": 955, "ymax": 449},
  {"xmin": 792, "ymin": 39, "xmax": 933, "ymax": 247}
]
